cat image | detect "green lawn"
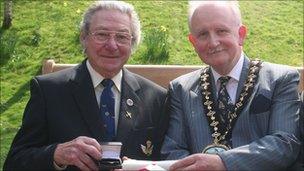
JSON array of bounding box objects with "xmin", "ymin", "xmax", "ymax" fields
[{"xmin": 0, "ymin": 1, "xmax": 303, "ymax": 169}]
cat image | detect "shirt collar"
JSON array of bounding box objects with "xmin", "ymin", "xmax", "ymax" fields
[
  {"xmin": 211, "ymin": 52, "xmax": 244, "ymax": 83},
  {"xmin": 86, "ymin": 60, "xmax": 122, "ymax": 92}
]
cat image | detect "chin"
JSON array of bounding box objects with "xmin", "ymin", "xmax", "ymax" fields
[{"xmin": 103, "ymin": 63, "xmax": 122, "ymax": 71}]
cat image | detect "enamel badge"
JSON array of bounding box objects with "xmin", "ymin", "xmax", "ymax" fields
[{"xmin": 141, "ymin": 140, "xmax": 153, "ymax": 156}]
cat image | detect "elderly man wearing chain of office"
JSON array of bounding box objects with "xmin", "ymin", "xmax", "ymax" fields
[{"xmin": 161, "ymin": 1, "xmax": 301, "ymax": 170}]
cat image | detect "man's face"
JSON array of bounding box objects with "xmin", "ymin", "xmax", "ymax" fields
[
  {"xmin": 189, "ymin": 4, "xmax": 246, "ymax": 74},
  {"xmin": 81, "ymin": 9, "xmax": 132, "ymax": 78}
]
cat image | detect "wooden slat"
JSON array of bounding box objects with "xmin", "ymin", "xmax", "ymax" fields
[{"xmin": 42, "ymin": 59, "xmax": 303, "ymax": 91}]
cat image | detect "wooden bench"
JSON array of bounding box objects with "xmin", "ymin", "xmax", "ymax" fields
[{"xmin": 42, "ymin": 59, "xmax": 304, "ymax": 91}]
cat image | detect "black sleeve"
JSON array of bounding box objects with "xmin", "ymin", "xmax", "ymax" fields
[{"xmin": 3, "ymin": 78, "xmax": 58, "ymax": 171}]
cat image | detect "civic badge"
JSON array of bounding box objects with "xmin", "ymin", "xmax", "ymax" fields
[{"xmin": 140, "ymin": 140, "xmax": 153, "ymax": 156}]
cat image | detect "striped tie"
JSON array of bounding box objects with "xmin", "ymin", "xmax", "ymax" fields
[{"xmin": 217, "ymin": 76, "xmax": 234, "ymax": 125}]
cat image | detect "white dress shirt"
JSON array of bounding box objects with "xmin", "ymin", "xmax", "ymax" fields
[
  {"xmin": 86, "ymin": 60, "xmax": 122, "ymax": 133},
  {"xmin": 211, "ymin": 53, "xmax": 244, "ymax": 104}
]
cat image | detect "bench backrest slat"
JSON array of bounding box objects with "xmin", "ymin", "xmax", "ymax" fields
[{"xmin": 42, "ymin": 59, "xmax": 303, "ymax": 91}]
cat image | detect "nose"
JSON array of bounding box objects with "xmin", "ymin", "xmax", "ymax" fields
[
  {"xmin": 208, "ymin": 33, "xmax": 220, "ymax": 49},
  {"xmin": 104, "ymin": 36, "xmax": 118, "ymax": 51}
]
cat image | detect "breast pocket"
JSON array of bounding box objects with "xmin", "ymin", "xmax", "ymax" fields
[
  {"xmin": 249, "ymin": 94, "xmax": 271, "ymax": 114},
  {"xmin": 122, "ymin": 127, "xmax": 160, "ymax": 160}
]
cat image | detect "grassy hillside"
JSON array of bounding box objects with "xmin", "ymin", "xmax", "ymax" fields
[{"xmin": 0, "ymin": 1, "xmax": 303, "ymax": 169}]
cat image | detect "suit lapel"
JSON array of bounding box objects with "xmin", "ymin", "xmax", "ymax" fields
[
  {"xmin": 190, "ymin": 81, "xmax": 202, "ymax": 116},
  {"xmin": 116, "ymin": 68, "xmax": 141, "ymax": 142},
  {"xmin": 236, "ymin": 56, "xmax": 250, "ymax": 100},
  {"xmin": 238, "ymin": 57, "xmax": 261, "ymax": 112},
  {"xmin": 189, "ymin": 69, "xmax": 214, "ymax": 150},
  {"xmin": 67, "ymin": 60, "xmax": 105, "ymax": 141},
  {"xmin": 236, "ymin": 56, "xmax": 261, "ymax": 113},
  {"xmin": 189, "ymin": 69, "xmax": 205, "ymax": 117}
]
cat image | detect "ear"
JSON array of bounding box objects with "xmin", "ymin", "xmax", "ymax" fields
[
  {"xmin": 80, "ymin": 31, "xmax": 87, "ymax": 48},
  {"xmin": 188, "ymin": 34, "xmax": 196, "ymax": 46},
  {"xmin": 238, "ymin": 25, "xmax": 247, "ymax": 46}
]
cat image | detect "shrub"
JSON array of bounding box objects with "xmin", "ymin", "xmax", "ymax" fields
[{"xmin": 143, "ymin": 26, "xmax": 169, "ymax": 63}]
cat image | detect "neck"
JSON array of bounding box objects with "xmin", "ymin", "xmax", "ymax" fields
[{"xmin": 214, "ymin": 52, "xmax": 242, "ymax": 75}]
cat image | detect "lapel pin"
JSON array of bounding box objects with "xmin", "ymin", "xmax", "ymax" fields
[
  {"xmin": 141, "ymin": 140, "xmax": 153, "ymax": 156},
  {"xmin": 126, "ymin": 99, "xmax": 134, "ymax": 106},
  {"xmin": 126, "ymin": 111, "xmax": 132, "ymax": 119}
]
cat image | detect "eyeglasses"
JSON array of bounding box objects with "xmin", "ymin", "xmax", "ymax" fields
[{"xmin": 89, "ymin": 30, "xmax": 133, "ymax": 46}]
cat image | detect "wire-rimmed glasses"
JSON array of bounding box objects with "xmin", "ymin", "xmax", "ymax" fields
[{"xmin": 89, "ymin": 30, "xmax": 133, "ymax": 46}]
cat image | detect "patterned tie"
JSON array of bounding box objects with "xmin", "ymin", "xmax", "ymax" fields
[
  {"xmin": 100, "ymin": 79, "xmax": 115, "ymax": 141},
  {"xmin": 217, "ymin": 76, "xmax": 234, "ymax": 125}
]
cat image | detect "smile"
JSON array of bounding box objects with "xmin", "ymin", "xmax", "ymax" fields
[
  {"xmin": 208, "ymin": 48, "xmax": 224, "ymax": 55},
  {"xmin": 102, "ymin": 55, "xmax": 118, "ymax": 58}
]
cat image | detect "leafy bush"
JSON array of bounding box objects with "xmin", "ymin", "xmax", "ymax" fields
[{"xmin": 143, "ymin": 26, "xmax": 169, "ymax": 63}]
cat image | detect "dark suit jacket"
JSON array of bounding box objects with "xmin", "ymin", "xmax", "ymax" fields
[{"xmin": 4, "ymin": 60, "xmax": 168, "ymax": 170}]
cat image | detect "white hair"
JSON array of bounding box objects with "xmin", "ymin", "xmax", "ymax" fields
[
  {"xmin": 188, "ymin": 1, "xmax": 242, "ymax": 30},
  {"xmin": 80, "ymin": 1, "xmax": 141, "ymax": 52}
]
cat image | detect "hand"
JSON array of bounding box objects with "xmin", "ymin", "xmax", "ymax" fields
[
  {"xmin": 122, "ymin": 156, "xmax": 130, "ymax": 161},
  {"xmin": 169, "ymin": 153, "xmax": 226, "ymax": 171},
  {"xmin": 113, "ymin": 156, "xmax": 130, "ymax": 171},
  {"xmin": 54, "ymin": 136, "xmax": 102, "ymax": 171}
]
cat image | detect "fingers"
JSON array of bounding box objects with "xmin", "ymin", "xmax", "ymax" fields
[
  {"xmin": 54, "ymin": 136, "xmax": 102, "ymax": 171},
  {"xmin": 80, "ymin": 136, "xmax": 102, "ymax": 152},
  {"xmin": 77, "ymin": 151, "xmax": 99, "ymax": 171},
  {"xmin": 73, "ymin": 136, "xmax": 102, "ymax": 160},
  {"xmin": 122, "ymin": 156, "xmax": 130, "ymax": 161},
  {"xmin": 169, "ymin": 154, "xmax": 226, "ymax": 171},
  {"xmin": 169, "ymin": 155, "xmax": 195, "ymax": 171}
]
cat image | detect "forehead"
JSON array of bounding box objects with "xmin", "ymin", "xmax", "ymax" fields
[
  {"xmin": 89, "ymin": 9, "xmax": 131, "ymax": 32},
  {"xmin": 191, "ymin": 4, "xmax": 236, "ymax": 31}
]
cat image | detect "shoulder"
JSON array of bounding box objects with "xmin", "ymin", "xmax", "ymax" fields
[
  {"xmin": 170, "ymin": 68, "xmax": 203, "ymax": 90},
  {"xmin": 258, "ymin": 62, "xmax": 300, "ymax": 84},
  {"xmin": 260, "ymin": 62, "xmax": 299, "ymax": 77},
  {"xmin": 133, "ymin": 73, "xmax": 166, "ymax": 92},
  {"xmin": 125, "ymin": 70, "xmax": 167, "ymax": 94},
  {"xmin": 34, "ymin": 63, "xmax": 82, "ymax": 86}
]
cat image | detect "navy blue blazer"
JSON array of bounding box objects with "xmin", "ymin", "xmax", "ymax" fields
[{"xmin": 4, "ymin": 59, "xmax": 168, "ymax": 170}]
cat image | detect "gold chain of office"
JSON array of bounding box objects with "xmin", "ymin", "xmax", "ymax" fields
[{"xmin": 200, "ymin": 59, "xmax": 262, "ymax": 145}]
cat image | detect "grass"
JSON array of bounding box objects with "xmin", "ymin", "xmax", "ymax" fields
[{"xmin": 0, "ymin": 1, "xmax": 303, "ymax": 169}]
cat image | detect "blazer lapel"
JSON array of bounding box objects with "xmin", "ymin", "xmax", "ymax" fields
[
  {"xmin": 189, "ymin": 69, "xmax": 214, "ymax": 150},
  {"xmin": 236, "ymin": 56, "xmax": 250, "ymax": 100},
  {"xmin": 190, "ymin": 82, "xmax": 202, "ymax": 118},
  {"xmin": 189, "ymin": 69, "xmax": 205, "ymax": 119},
  {"xmin": 236, "ymin": 56, "xmax": 260, "ymax": 113},
  {"xmin": 67, "ymin": 60, "xmax": 105, "ymax": 141},
  {"xmin": 116, "ymin": 68, "xmax": 141, "ymax": 142},
  {"xmin": 236, "ymin": 56, "xmax": 261, "ymax": 113}
]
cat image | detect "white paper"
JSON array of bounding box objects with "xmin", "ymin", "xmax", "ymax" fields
[{"xmin": 122, "ymin": 159, "xmax": 177, "ymax": 170}]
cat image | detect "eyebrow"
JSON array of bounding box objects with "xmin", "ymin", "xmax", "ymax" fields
[{"xmin": 93, "ymin": 26, "xmax": 130, "ymax": 33}]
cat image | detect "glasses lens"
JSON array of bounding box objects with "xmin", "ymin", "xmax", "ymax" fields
[
  {"xmin": 91, "ymin": 31, "xmax": 132, "ymax": 46},
  {"xmin": 95, "ymin": 31, "xmax": 110, "ymax": 42},
  {"xmin": 115, "ymin": 33, "xmax": 131, "ymax": 45}
]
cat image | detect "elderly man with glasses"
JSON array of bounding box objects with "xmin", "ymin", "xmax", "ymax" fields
[{"xmin": 4, "ymin": 1, "xmax": 168, "ymax": 170}]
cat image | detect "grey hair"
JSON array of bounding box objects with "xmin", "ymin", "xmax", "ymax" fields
[
  {"xmin": 188, "ymin": 1, "xmax": 242, "ymax": 31},
  {"xmin": 80, "ymin": 1, "xmax": 141, "ymax": 52}
]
